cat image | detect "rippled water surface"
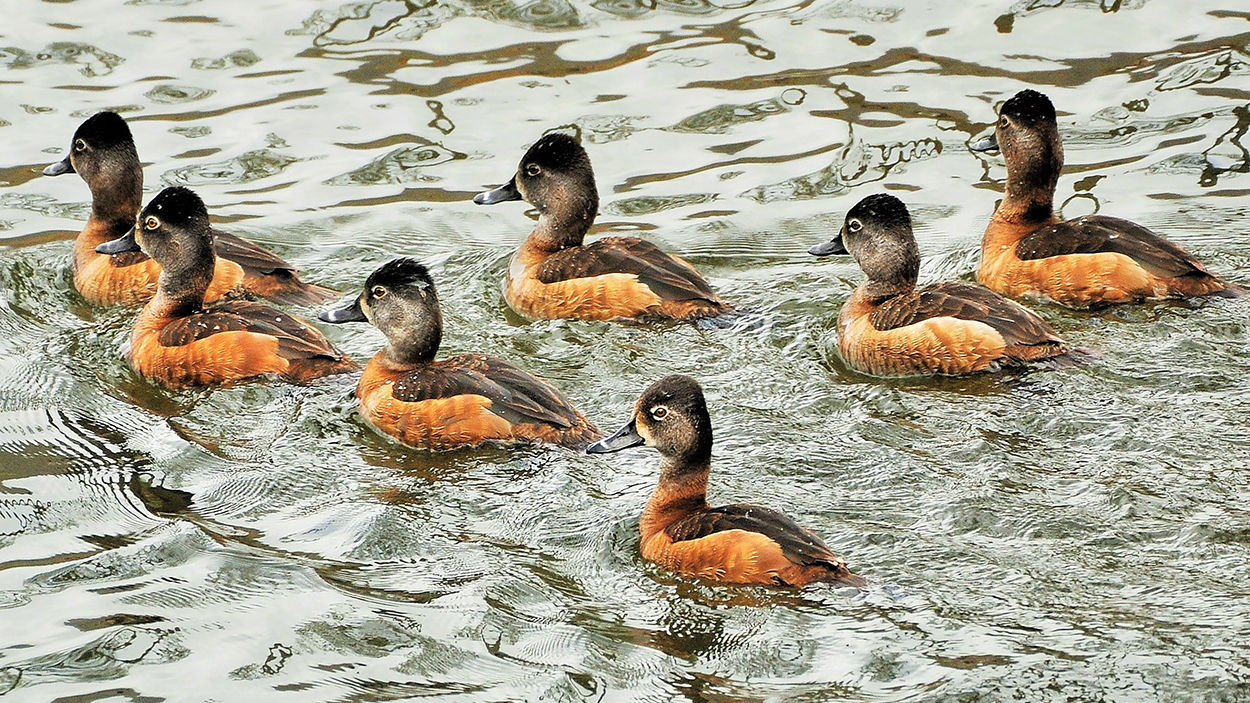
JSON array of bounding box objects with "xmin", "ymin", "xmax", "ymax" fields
[{"xmin": 3, "ymin": 1, "xmax": 1250, "ymax": 700}]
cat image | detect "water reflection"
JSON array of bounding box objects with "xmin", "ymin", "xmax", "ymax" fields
[{"xmin": 3, "ymin": 0, "xmax": 1250, "ymax": 701}]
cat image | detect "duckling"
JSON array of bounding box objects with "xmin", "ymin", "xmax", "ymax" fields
[
  {"xmin": 473, "ymin": 132, "xmax": 732, "ymax": 322},
  {"xmin": 971, "ymin": 89, "xmax": 1239, "ymax": 307},
  {"xmin": 809, "ymin": 193, "xmax": 1078, "ymax": 377},
  {"xmin": 588, "ymin": 375, "xmax": 863, "ymax": 588},
  {"xmin": 45, "ymin": 111, "xmax": 337, "ymax": 307},
  {"xmin": 97, "ymin": 187, "xmax": 354, "ymax": 386},
  {"xmin": 320, "ymin": 258, "xmax": 600, "ymax": 450}
]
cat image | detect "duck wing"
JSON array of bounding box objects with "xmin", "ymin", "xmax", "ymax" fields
[
  {"xmin": 535, "ymin": 236, "xmax": 721, "ymax": 303},
  {"xmin": 870, "ymin": 281, "xmax": 1063, "ymax": 348},
  {"xmin": 1016, "ymin": 215, "xmax": 1211, "ymax": 279},
  {"xmin": 210, "ymin": 228, "xmax": 296, "ymax": 275},
  {"xmin": 157, "ymin": 300, "xmax": 346, "ymax": 361},
  {"xmin": 665, "ymin": 503, "xmax": 847, "ymax": 569},
  {"xmin": 211, "ymin": 228, "xmax": 339, "ymax": 306},
  {"xmin": 391, "ymin": 355, "xmax": 581, "ymax": 429}
]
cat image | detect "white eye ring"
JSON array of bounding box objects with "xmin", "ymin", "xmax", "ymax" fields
[
  {"xmin": 524, "ymin": 163, "xmax": 541, "ymax": 177},
  {"xmin": 144, "ymin": 216, "xmax": 159, "ymax": 230},
  {"xmin": 74, "ymin": 139, "xmax": 87, "ymax": 151},
  {"xmin": 371, "ymin": 285, "xmax": 388, "ymax": 299},
  {"xmin": 651, "ymin": 405, "xmax": 669, "ymax": 420},
  {"xmin": 847, "ymin": 218, "xmax": 863, "ymax": 233}
]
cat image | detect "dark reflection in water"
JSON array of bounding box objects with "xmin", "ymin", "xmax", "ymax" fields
[{"xmin": 2, "ymin": 0, "xmax": 1250, "ymax": 701}]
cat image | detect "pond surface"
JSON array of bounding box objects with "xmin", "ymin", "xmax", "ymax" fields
[{"xmin": 3, "ymin": 0, "xmax": 1250, "ymax": 700}]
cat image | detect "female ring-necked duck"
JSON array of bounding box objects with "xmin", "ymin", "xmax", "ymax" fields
[
  {"xmin": 473, "ymin": 132, "xmax": 733, "ymax": 322},
  {"xmin": 45, "ymin": 111, "xmax": 338, "ymax": 307},
  {"xmin": 97, "ymin": 187, "xmax": 355, "ymax": 386},
  {"xmin": 320, "ymin": 258, "xmax": 600, "ymax": 450},
  {"xmin": 588, "ymin": 375, "xmax": 863, "ymax": 588},
  {"xmin": 971, "ymin": 90, "xmax": 1240, "ymax": 307},
  {"xmin": 809, "ymin": 194, "xmax": 1079, "ymax": 377}
]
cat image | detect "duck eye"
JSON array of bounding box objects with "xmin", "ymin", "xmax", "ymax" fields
[
  {"xmin": 371, "ymin": 285, "xmax": 388, "ymax": 299},
  {"xmin": 847, "ymin": 218, "xmax": 862, "ymax": 233},
  {"xmin": 74, "ymin": 139, "xmax": 87, "ymax": 152},
  {"xmin": 650, "ymin": 405, "xmax": 669, "ymax": 420},
  {"xmin": 524, "ymin": 163, "xmax": 541, "ymax": 177},
  {"xmin": 999, "ymin": 116, "xmax": 1009, "ymax": 127},
  {"xmin": 144, "ymin": 216, "xmax": 160, "ymax": 230}
]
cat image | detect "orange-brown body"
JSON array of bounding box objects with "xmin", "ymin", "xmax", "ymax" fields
[
  {"xmin": 74, "ymin": 219, "xmax": 243, "ymax": 307},
  {"xmin": 978, "ymin": 217, "xmax": 1226, "ymax": 307},
  {"xmin": 356, "ymin": 354, "xmax": 598, "ymax": 450},
  {"xmin": 839, "ymin": 288, "xmax": 1026, "ymax": 376},
  {"xmin": 639, "ymin": 480, "xmax": 858, "ymax": 587},
  {"xmin": 128, "ymin": 303, "xmax": 353, "ymax": 387},
  {"xmin": 505, "ymin": 240, "xmax": 727, "ymax": 321}
]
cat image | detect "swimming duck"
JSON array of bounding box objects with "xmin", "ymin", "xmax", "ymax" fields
[
  {"xmin": 810, "ymin": 193, "xmax": 1077, "ymax": 376},
  {"xmin": 971, "ymin": 89, "xmax": 1238, "ymax": 307},
  {"xmin": 45, "ymin": 111, "xmax": 337, "ymax": 307},
  {"xmin": 320, "ymin": 258, "xmax": 600, "ymax": 450},
  {"xmin": 97, "ymin": 187, "xmax": 355, "ymax": 387},
  {"xmin": 473, "ymin": 132, "xmax": 732, "ymax": 322},
  {"xmin": 588, "ymin": 375, "xmax": 863, "ymax": 587}
]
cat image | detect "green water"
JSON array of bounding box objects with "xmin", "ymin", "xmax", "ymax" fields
[{"xmin": 2, "ymin": 1, "xmax": 1249, "ymax": 700}]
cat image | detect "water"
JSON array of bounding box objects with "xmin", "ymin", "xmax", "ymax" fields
[{"xmin": 2, "ymin": 0, "xmax": 1250, "ymax": 700}]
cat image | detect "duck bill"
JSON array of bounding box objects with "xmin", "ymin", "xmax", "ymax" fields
[
  {"xmin": 586, "ymin": 418, "xmax": 645, "ymax": 454},
  {"xmin": 808, "ymin": 233, "xmax": 848, "ymax": 257},
  {"xmin": 319, "ymin": 296, "xmax": 368, "ymax": 324},
  {"xmin": 96, "ymin": 227, "xmax": 140, "ymax": 255},
  {"xmin": 472, "ymin": 177, "xmax": 521, "ymax": 205},
  {"xmin": 970, "ymin": 133, "xmax": 1000, "ymax": 154},
  {"xmin": 43, "ymin": 154, "xmax": 74, "ymax": 177}
]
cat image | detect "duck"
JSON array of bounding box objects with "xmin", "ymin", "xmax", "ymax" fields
[
  {"xmin": 44, "ymin": 111, "xmax": 338, "ymax": 307},
  {"xmin": 473, "ymin": 132, "xmax": 732, "ymax": 322},
  {"xmin": 971, "ymin": 89, "xmax": 1239, "ymax": 307},
  {"xmin": 319, "ymin": 257, "xmax": 600, "ymax": 450},
  {"xmin": 96, "ymin": 186, "xmax": 355, "ymax": 387},
  {"xmin": 809, "ymin": 194, "xmax": 1080, "ymax": 377},
  {"xmin": 587, "ymin": 374, "xmax": 863, "ymax": 588}
]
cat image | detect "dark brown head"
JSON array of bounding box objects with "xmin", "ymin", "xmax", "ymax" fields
[
  {"xmin": 45, "ymin": 111, "xmax": 143, "ymax": 228},
  {"xmin": 829, "ymin": 194, "xmax": 920, "ymax": 296},
  {"xmin": 587, "ymin": 375, "xmax": 713, "ymax": 473},
  {"xmin": 320, "ymin": 258, "xmax": 443, "ymax": 365},
  {"xmin": 473, "ymin": 132, "xmax": 599, "ymax": 249},
  {"xmin": 971, "ymin": 89, "xmax": 1063, "ymax": 221},
  {"xmin": 96, "ymin": 186, "xmax": 214, "ymax": 310}
]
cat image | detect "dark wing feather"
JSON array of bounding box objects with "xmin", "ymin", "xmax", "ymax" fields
[
  {"xmin": 157, "ymin": 300, "xmax": 345, "ymax": 360},
  {"xmin": 870, "ymin": 281, "xmax": 1062, "ymax": 348},
  {"xmin": 1017, "ymin": 215, "xmax": 1210, "ymax": 278},
  {"xmin": 665, "ymin": 503, "xmax": 843, "ymax": 568},
  {"xmin": 211, "ymin": 228, "xmax": 296, "ymax": 275},
  {"xmin": 390, "ymin": 355, "xmax": 580, "ymax": 429},
  {"xmin": 535, "ymin": 236, "xmax": 720, "ymax": 303}
]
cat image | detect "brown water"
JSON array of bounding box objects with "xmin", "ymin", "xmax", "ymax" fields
[{"xmin": 2, "ymin": 1, "xmax": 1250, "ymax": 700}]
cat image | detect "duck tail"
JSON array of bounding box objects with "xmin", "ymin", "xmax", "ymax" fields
[
  {"xmin": 692, "ymin": 306, "xmax": 773, "ymax": 332},
  {"xmin": 1036, "ymin": 346, "xmax": 1098, "ymax": 370},
  {"xmin": 1213, "ymin": 281, "xmax": 1248, "ymax": 299},
  {"xmin": 245, "ymin": 273, "xmax": 342, "ymax": 307}
]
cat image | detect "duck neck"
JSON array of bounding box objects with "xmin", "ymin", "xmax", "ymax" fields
[
  {"xmin": 149, "ymin": 268, "xmax": 210, "ymax": 318},
  {"xmin": 997, "ymin": 140, "xmax": 1061, "ymax": 225},
  {"xmin": 860, "ymin": 276, "xmax": 914, "ymax": 304},
  {"xmin": 381, "ymin": 332, "xmax": 439, "ymax": 368},
  {"xmin": 641, "ymin": 458, "xmax": 711, "ymax": 540},
  {"xmin": 525, "ymin": 184, "xmax": 598, "ymax": 253},
  {"xmin": 86, "ymin": 159, "xmax": 143, "ymax": 243}
]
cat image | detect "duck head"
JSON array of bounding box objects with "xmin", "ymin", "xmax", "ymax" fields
[
  {"xmin": 45, "ymin": 111, "xmax": 143, "ymax": 226},
  {"xmin": 474, "ymin": 132, "xmax": 599, "ymax": 250},
  {"xmin": 588, "ymin": 374, "xmax": 713, "ymax": 474},
  {"xmin": 320, "ymin": 257, "xmax": 443, "ymax": 365}
]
